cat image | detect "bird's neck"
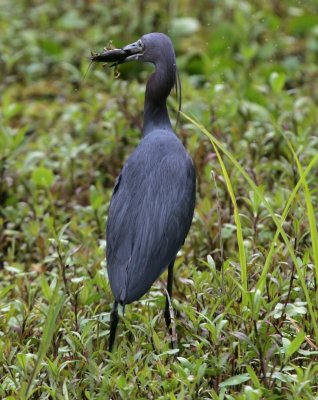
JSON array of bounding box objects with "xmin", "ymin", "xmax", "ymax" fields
[{"xmin": 143, "ymin": 60, "xmax": 176, "ymax": 136}]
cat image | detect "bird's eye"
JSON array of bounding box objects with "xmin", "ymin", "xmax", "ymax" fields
[{"xmin": 137, "ymin": 40, "xmax": 144, "ymax": 49}]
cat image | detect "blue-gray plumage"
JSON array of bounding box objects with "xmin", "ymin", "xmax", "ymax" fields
[{"xmin": 93, "ymin": 33, "xmax": 196, "ymax": 350}]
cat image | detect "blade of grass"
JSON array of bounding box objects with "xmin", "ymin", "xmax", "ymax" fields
[
  {"xmin": 20, "ymin": 284, "xmax": 65, "ymax": 399},
  {"xmin": 257, "ymin": 151, "xmax": 318, "ymax": 293},
  {"xmin": 181, "ymin": 111, "xmax": 318, "ymax": 343},
  {"xmin": 286, "ymin": 139, "xmax": 318, "ymax": 289},
  {"xmin": 210, "ymin": 144, "xmax": 248, "ymax": 307}
]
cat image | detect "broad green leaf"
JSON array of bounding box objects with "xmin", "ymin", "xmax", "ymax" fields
[
  {"xmin": 269, "ymin": 72, "xmax": 286, "ymax": 94},
  {"xmin": 31, "ymin": 166, "xmax": 55, "ymax": 188},
  {"xmin": 89, "ymin": 185, "xmax": 104, "ymax": 210},
  {"xmin": 285, "ymin": 331, "xmax": 306, "ymax": 361},
  {"xmin": 219, "ymin": 374, "xmax": 250, "ymax": 387},
  {"xmin": 246, "ymin": 365, "xmax": 261, "ymax": 388},
  {"xmin": 170, "ymin": 17, "xmax": 200, "ymax": 36}
]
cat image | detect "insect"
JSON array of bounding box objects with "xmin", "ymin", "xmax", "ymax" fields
[{"xmin": 90, "ymin": 48, "xmax": 127, "ymax": 64}]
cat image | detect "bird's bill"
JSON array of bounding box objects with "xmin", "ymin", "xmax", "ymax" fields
[
  {"xmin": 122, "ymin": 39, "xmax": 144, "ymax": 61},
  {"xmin": 91, "ymin": 39, "xmax": 144, "ymax": 64}
]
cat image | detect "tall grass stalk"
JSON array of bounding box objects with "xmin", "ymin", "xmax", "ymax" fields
[
  {"xmin": 210, "ymin": 145, "xmax": 248, "ymax": 307},
  {"xmin": 286, "ymin": 139, "xmax": 318, "ymax": 290},
  {"xmin": 20, "ymin": 284, "xmax": 65, "ymax": 399},
  {"xmin": 182, "ymin": 112, "xmax": 318, "ymax": 342}
]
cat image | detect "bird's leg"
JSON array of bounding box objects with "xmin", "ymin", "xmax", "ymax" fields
[
  {"xmin": 109, "ymin": 301, "xmax": 119, "ymax": 352},
  {"xmin": 164, "ymin": 259, "xmax": 174, "ymax": 330},
  {"xmin": 164, "ymin": 259, "xmax": 178, "ymax": 349}
]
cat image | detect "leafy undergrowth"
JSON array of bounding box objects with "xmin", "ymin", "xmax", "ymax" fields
[{"xmin": 1, "ymin": 0, "xmax": 318, "ymax": 399}]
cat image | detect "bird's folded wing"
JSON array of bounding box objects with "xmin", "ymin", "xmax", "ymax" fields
[{"xmin": 106, "ymin": 154, "xmax": 195, "ymax": 303}]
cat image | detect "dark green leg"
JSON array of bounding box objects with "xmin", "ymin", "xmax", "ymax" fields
[
  {"xmin": 109, "ymin": 301, "xmax": 119, "ymax": 352},
  {"xmin": 164, "ymin": 259, "xmax": 175, "ymax": 330}
]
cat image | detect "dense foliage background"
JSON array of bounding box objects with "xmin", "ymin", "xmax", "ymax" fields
[{"xmin": 1, "ymin": 0, "xmax": 318, "ymax": 398}]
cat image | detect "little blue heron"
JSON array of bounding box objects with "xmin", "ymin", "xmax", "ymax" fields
[{"xmin": 92, "ymin": 33, "xmax": 196, "ymax": 351}]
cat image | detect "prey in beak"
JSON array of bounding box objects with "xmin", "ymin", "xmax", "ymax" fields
[{"xmin": 91, "ymin": 39, "xmax": 144, "ymax": 66}]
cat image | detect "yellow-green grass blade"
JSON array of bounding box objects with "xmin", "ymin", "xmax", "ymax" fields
[
  {"xmin": 181, "ymin": 111, "xmax": 318, "ymax": 342},
  {"xmin": 257, "ymin": 151, "xmax": 318, "ymax": 294},
  {"xmin": 286, "ymin": 138, "xmax": 318, "ymax": 293},
  {"xmin": 209, "ymin": 143, "xmax": 248, "ymax": 307},
  {"xmin": 20, "ymin": 284, "xmax": 65, "ymax": 399}
]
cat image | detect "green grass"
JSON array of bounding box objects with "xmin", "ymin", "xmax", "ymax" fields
[{"xmin": 1, "ymin": 0, "xmax": 318, "ymax": 398}]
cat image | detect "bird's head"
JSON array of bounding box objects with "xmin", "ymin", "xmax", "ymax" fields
[
  {"xmin": 91, "ymin": 33, "xmax": 175, "ymax": 66},
  {"xmin": 91, "ymin": 33, "xmax": 180, "ymax": 127}
]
